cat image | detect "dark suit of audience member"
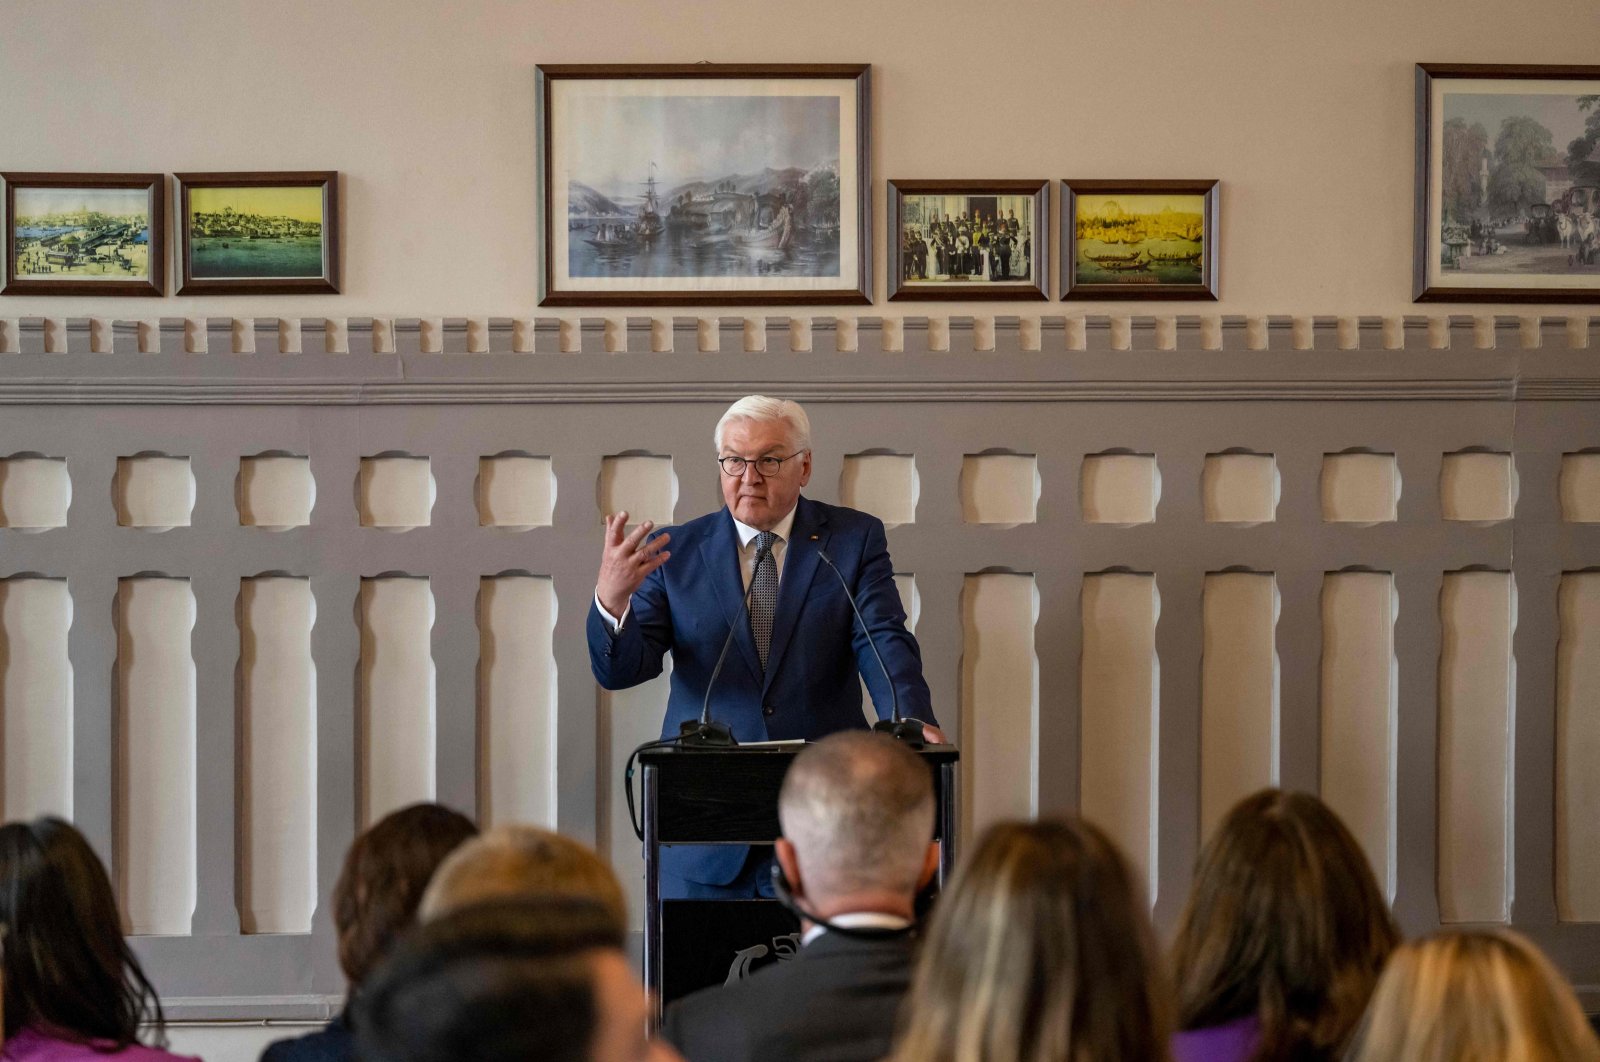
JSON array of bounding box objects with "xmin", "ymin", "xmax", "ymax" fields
[
  {"xmin": 663, "ymin": 733, "xmax": 940, "ymax": 1062},
  {"xmin": 663, "ymin": 930, "xmax": 916, "ymax": 1062}
]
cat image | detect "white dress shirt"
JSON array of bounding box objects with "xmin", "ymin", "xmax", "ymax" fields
[{"xmin": 595, "ymin": 504, "xmax": 798, "ymax": 632}]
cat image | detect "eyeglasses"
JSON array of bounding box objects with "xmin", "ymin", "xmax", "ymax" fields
[{"xmin": 717, "ymin": 451, "xmax": 807, "ymax": 477}]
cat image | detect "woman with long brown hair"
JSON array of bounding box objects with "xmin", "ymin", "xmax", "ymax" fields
[
  {"xmin": 1169, "ymin": 789, "xmax": 1398, "ymax": 1062},
  {"xmin": 1344, "ymin": 928, "xmax": 1600, "ymax": 1062},
  {"xmin": 888, "ymin": 817, "xmax": 1172, "ymax": 1062},
  {"xmin": 0, "ymin": 817, "xmax": 198, "ymax": 1061}
]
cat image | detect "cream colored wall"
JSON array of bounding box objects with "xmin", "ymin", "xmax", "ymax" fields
[{"xmin": 2, "ymin": 0, "xmax": 1598, "ymax": 325}]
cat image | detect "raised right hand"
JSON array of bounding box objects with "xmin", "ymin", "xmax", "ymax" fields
[{"xmin": 596, "ymin": 511, "xmax": 671, "ymax": 618}]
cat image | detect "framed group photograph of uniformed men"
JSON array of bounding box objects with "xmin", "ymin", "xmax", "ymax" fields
[
  {"xmin": 537, "ymin": 63, "xmax": 871, "ymax": 306},
  {"xmin": 1060, "ymin": 178, "xmax": 1219, "ymax": 301},
  {"xmin": 886, "ymin": 179, "xmax": 1048, "ymax": 301},
  {"xmin": 3, "ymin": 171, "xmax": 165, "ymax": 296}
]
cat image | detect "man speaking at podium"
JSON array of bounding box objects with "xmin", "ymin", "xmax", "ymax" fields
[{"xmin": 588, "ymin": 395, "xmax": 941, "ymax": 900}]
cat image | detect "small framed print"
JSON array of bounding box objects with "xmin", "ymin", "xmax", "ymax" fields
[
  {"xmin": 1415, "ymin": 63, "xmax": 1600, "ymax": 302},
  {"xmin": 175, "ymin": 171, "xmax": 339, "ymax": 295},
  {"xmin": 538, "ymin": 63, "xmax": 871, "ymax": 306},
  {"xmin": 3, "ymin": 172, "xmax": 165, "ymax": 296},
  {"xmin": 1060, "ymin": 179, "xmax": 1219, "ymax": 301},
  {"xmin": 886, "ymin": 179, "xmax": 1048, "ymax": 301}
]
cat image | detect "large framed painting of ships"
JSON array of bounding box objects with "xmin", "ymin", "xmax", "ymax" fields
[
  {"xmin": 3, "ymin": 172, "xmax": 165, "ymax": 297},
  {"xmin": 1061, "ymin": 179, "xmax": 1219, "ymax": 301},
  {"xmin": 1415, "ymin": 63, "xmax": 1600, "ymax": 302},
  {"xmin": 175, "ymin": 171, "xmax": 339, "ymax": 296},
  {"xmin": 537, "ymin": 64, "xmax": 870, "ymax": 306}
]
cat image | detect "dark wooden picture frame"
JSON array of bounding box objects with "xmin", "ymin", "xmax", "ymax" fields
[
  {"xmin": 1060, "ymin": 179, "xmax": 1219, "ymax": 301},
  {"xmin": 886, "ymin": 179, "xmax": 1048, "ymax": 301},
  {"xmin": 3, "ymin": 172, "xmax": 165, "ymax": 297},
  {"xmin": 175, "ymin": 171, "xmax": 340, "ymax": 295},
  {"xmin": 1414, "ymin": 63, "xmax": 1600, "ymax": 303},
  {"xmin": 536, "ymin": 63, "xmax": 871, "ymax": 307}
]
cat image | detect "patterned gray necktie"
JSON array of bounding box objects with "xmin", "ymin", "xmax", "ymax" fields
[{"xmin": 749, "ymin": 531, "xmax": 779, "ymax": 672}]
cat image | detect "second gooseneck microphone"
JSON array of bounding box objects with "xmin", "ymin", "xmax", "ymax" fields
[{"xmin": 816, "ymin": 548, "xmax": 926, "ymax": 748}]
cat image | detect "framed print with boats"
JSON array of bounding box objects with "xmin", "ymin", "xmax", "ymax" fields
[
  {"xmin": 3, "ymin": 171, "xmax": 164, "ymax": 296},
  {"xmin": 174, "ymin": 171, "xmax": 339, "ymax": 295},
  {"xmin": 537, "ymin": 63, "xmax": 871, "ymax": 306},
  {"xmin": 886, "ymin": 179, "xmax": 1048, "ymax": 301},
  {"xmin": 1414, "ymin": 63, "xmax": 1600, "ymax": 303},
  {"xmin": 1060, "ymin": 179, "xmax": 1218, "ymax": 301}
]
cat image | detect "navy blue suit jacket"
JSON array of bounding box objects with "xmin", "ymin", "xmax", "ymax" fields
[{"xmin": 588, "ymin": 497, "xmax": 935, "ymax": 885}]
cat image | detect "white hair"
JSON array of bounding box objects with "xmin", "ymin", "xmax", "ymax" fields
[{"xmin": 713, "ymin": 395, "xmax": 812, "ymax": 452}]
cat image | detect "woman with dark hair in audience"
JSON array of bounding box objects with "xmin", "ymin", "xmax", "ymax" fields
[
  {"xmin": 259, "ymin": 802, "xmax": 478, "ymax": 1062},
  {"xmin": 1169, "ymin": 789, "xmax": 1399, "ymax": 1062},
  {"xmin": 1345, "ymin": 928, "xmax": 1600, "ymax": 1062},
  {"xmin": 888, "ymin": 818, "xmax": 1172, "ymax": 1062},
  {"xmin": 0, "ymin": 816, "xmax": 199, "ymax": 1061}
]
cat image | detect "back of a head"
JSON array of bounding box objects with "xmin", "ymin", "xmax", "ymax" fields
[
  {"xmin": 353, "ymin": 897, "xmax": 627, "ymax": 1062},
  {"xmin": 1346, "ymin": 929, "xmax": 1600, "ymax": 1062},
  {"xmin": 0, "ymin": 817, "xmax": 164, "ymax": 1046},
  {"xmin": 418, "ymin": 823, "xmax": 627, "ymax": 931},
  {"xmin": 890, "ymin": 818, "xmax": 1172, "ymax": 1062},
  {"xmin": 333, "ymin": 802, "xmax": 479, "ymax": 987},
  {"xmin": 778, "ymin": 731, "xmax": 934, "ymax": 900},
  {"xmin": 1170, "ymin": 789, "xmax": 1398, "ymax": 1061}
]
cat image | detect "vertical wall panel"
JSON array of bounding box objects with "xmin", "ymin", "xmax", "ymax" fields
[
  {"xmin": 0, "ymin": 577, "xmax": 73, "ymax": 819},
  {"xmin": 1200, "ymin": 573, "xmax": 1278, "ymax": 838},
  {"xmin": 1438, "ymin": 571, "xmax": 1514, "ymax": 923},
  {"xmin": 117, "ymin": 577, "xmax": 197, "ymax": 935},
  {"xmin": 238, "ymin": 456, "xmax": 314, "ymax": 529},
  {"xmin": 839, "ymin": 454, "xmax": 918, "ymax": 526},
  {"xmin": 479, "ymin": 575, "xmax": 557, "ymax": 827},
  {"xmin": 960, "ymin": 454, "xmax": 1038, "ymax": 525},
  {"xmin": 1320, "ymin": 572, "xmax": 1397, "ymax": 893},
  {"xmin": 1557, "ymin": 572, "xmax": 1600, "ymax": 921},
  {"xmin": 1080, "ymin": 573, "xmax": 1158, "ymax": 890},
  {"xmin": 359, "ymin": 577, "xmax": 436, "ymax": 825},
  {"xmin": 1081, "ymin": 454, "xmax": 1160, "ymax": 524},
  {"xmin": 961, "ymin": 573, "xmax": 1038, "ymax": 833},
  {"xmin": 0, "ymin": 456, "xmax": 71, "ymax": 528},
  {"xmin": 238, "ymin": 577, "xmax": 317, "ymax": 934}
]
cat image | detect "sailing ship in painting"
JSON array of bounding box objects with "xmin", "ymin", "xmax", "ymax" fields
[{"xmin": 1074, "ymin": 195, "xmax": 1205, "ymax": 285}]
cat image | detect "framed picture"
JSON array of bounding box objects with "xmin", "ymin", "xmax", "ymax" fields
[
  {"xmin": 3, "ymin": 172, "xmax": 164, "ymax": 296},
  {"xmin": 1414, "ymin": 63, "xmax": 1600, "ymax": 302},
  {"xmin": 886, "ymin": 180, "xmax": 1048, "ymax": 301},
  {"xmin": 1060, "ymin": 179, "xmax": 1218, "ymax": 301},
  {"xmin": 174, "ymin": 171, "xmax": 339, "ymax": 295},
  {"xmin": 537, "ymin": 63, "xmax": 870, "ymax": 306}
]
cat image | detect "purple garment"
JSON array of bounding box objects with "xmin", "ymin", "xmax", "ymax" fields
[
  {"xmin": 2, "ymin": 1027, "xmax": 202, "ymax": 1062},
  {"xmin": 1172, "ymin": 1015, "xmax": 1260, "ymax": 1062}
]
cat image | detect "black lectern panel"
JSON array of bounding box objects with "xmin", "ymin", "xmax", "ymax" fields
[{"xmin": 639, "ymin": 744, "xmax": 959, "ymax": 1017}]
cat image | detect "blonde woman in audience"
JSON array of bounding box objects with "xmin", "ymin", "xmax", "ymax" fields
[
  {"xmin": 1169, "ymin": 790, "xmax": 1398, "ymax": 1062},
  {"xmin": 887, "ymin": 818, "xmax": 1172, "ymax": 1062},
  {"xmin": 0, "ymin": 817, "xmax": 200, "ymax": 1062},
  {"xmin": 418, "ymin": 823, "xmax": 628, "ymax": 931},
  {"xmin": 1344, "ymin": 928, "xmax": 1600, "ymax": 1062}
]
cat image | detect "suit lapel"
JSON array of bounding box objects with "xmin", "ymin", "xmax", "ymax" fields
[
  {"xmin": 700, "ymin": 508, "xmax": 763, "ymax": 683},
  {"xmin": 762, "ymin": 497, "xmax": 829, "ymax": 697}
]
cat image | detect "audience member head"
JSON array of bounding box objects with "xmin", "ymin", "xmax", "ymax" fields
[
  {"xmin": 1170, "ymin": 788, "xmax": 1398, "ymax": 1061},
  {"xmin": 418, "ymin": 823, "xmax": 627, "ymax": 931},
  {"xmin": 353, "ymin": 897, "xmax": 670, "ymax": 1062},
  {"xmin": 1345, "ymin": 929, "xmax": 1600, "ymax": 1062},
  {"xmin": 0, "ymin": 817, "xmax": 166, "ymax": 1046},
  {"xmin": 776, "ymin": 731, "xmax": 937, "ymax": 922},
  {"xmin": 889, "ymin": 818, "xmax": 1172, "ymax": 1062},
  {"xmin": 333, "ymin": 802, "xmax": 478, "ymax": 990}
]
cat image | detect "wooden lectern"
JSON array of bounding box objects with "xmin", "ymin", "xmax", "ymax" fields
[{"xmin": 637, "ymin": 743, "xmax": 959, "ymax": 1013}]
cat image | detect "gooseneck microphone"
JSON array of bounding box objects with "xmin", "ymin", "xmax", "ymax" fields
[
  {"xmin": 816, "ymin": 548, "xmax": 927, "ymax": 748},
  {"xmin": 679, "ymin": 538, "xmax": 776, "ymax": 747}
]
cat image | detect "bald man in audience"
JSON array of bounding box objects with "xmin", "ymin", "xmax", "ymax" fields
[
  {"xmin": 419, "ymin": 823, "xmax": 628, "ymax": 933},
  {"xmin": 662, "ymin": 732, "xmax": 939, "ymax": 1062}
]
